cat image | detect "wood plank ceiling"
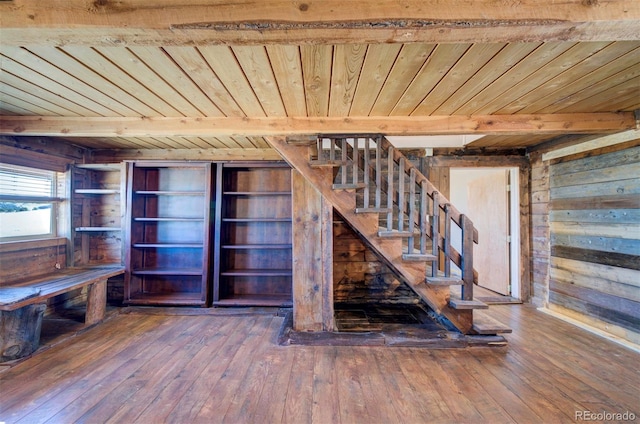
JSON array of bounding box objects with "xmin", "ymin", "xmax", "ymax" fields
[{"xmin": 1, "ymin": 1, "xmax": 639, "ymax": 151}]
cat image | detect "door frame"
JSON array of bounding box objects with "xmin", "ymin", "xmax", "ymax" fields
[{"xmin": 450, "ymin": 166, "xmax": 521, "ymax": 299}]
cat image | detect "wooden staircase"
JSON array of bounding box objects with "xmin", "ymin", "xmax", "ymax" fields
[{"xmin": 268, "ymin": 135, "xmax": 510, "ymax": 336}]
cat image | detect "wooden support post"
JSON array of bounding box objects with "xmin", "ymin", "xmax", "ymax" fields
[
  {"xmin": 85, "ymin": 279, "xmax": 107, "ymax": 326},
  {"xmin": 292, "ymin": 170, "xmax": 335, "ymax": 332},
  {"xmin": 461, "ymin": 214, "xmax": 475, "ymax": 301}
]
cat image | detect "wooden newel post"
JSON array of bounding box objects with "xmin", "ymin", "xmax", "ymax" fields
[{"xmin": 460, "ymin": 214, "xmax": 474, "ymax": 301}]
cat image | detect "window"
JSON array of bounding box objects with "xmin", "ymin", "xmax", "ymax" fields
[{"xmin": 0, "ymin": 163, "xmax": 60, "ymax": 240}]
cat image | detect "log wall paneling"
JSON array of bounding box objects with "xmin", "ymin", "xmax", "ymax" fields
[
  {"xmin": 333, "ymin": 217, "xmax": 421, "ymax": 306},
  {"xmin": 530, "ymin": 152, "xmax": 553, "ymax": 308},
  {"xmin": 548, "ymin": 142, "xmax": 640, "ymax": 343}
]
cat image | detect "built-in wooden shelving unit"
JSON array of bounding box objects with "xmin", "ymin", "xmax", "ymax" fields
[
  {"xmin": 214, "ymin": 163, "xmax": 293, "ymax": 307},
  {"xmin": 70, "ymin": 163, "xmax": 124, "ymax": 266},
  {"xmin": 124, "ymin": 162, "xmax": 213, "ymax": 306}
]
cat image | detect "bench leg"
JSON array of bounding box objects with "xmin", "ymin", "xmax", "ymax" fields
[
  {"xmin": 0, "ymin": 304, "xmax": 46, "ymax": 362},
  {"xmin": 85, "ymin": 279, "xmax": 107, "ymax": 326}
]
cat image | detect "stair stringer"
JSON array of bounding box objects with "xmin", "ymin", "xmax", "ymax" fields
[{"xmin": 267, "ymin": 136, "xmax": 473, "ymax": 334}]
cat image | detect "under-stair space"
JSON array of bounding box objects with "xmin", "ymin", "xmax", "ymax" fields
[{"xmin": 269, "ymin": 135, "xmax": 511, "ymax": 338}]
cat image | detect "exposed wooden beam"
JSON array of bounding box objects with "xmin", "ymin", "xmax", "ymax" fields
[
  {"xmin": 89, "ymin": 148, "xmax": 282, "ymax": 163},
  {"xmin": 542, "ymin": 129, "xmax": 640, "ymax": 161},
  {"xmin": 1, "ymin": 0, "xmax": 639, "ymax": 46},
  {"xmin": 1, "ymin": 113, "xmax": 636, "ymax": 138}
]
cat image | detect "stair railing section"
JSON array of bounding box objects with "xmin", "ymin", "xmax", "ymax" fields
[{"xmin": 312, "ymin": 135, "xmax": 478, "ymax": 301}]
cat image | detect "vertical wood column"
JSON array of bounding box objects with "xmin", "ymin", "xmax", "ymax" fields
[
  {"xmin": 530, "ymin": 152, "xmax": 550, "ymax": 308},
  {"xmin": 292, "ymin": 170, "xmax": 335, "ymax": 332},
  {"xmin": 85, "ymin": 280, "xmax": 107, "ymax": 325}
]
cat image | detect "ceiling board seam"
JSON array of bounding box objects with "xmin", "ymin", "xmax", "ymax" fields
[
  {"xmin": 127, "ymin": 48, "xmax": 206, "ymax": 116},
  {"xmin": 388, "ymin": 44, "xmax": 441, "ymax": 116},
  {"xmin": 370, "ymin": 43, "xmax": 436, "ymax": 116},
  {"xmin": 1, "ymin": 52, "xmax": 112, "ymax": 117},
  {"xmin": 27, "ymin": 45, "xmax": 147, "ymax": 117},
  {"xmin": 197, "ymin": 46, "xmax": 254, "ymax": 117},
  {"xmin": 366, "ymin": 44, "xmax": 403, "ymax": 116},
  {"xmin": 62, "ymin": 46, "xmax": 168, "ymax": 117},
  {"xmin": 154, "ymin": 47, "xmax": 225, "ymax": 118},
  {"xmin": 93, "ymin": 46, "xmax": 186, "ymax": 118},
  {"xmin": 535, "ymin": 55, "xmax": 640, "ymax": 114},
  {"xmin": 0, "ymin": 66, "xmax": 99, "ymax": 117},
  {"xmin": 347, "ymin": 44, "xmax": 371, "ymax": 117},
  {"xmin": 523, "ymin": 42, "xmax": 640, "ymax": 114},
  {"xmin": 459, "ymin": 41, "xmax": 577, "ymax": 115},
  {"xmin": 422, "ymin": 43, "xmax": 508, "ymax": 116},
  {"xmin": 408, "ymin": 43, "xmax": 473, "ymax": 117},
  {"xmin": 14, "ymin": 46, "xmax": 130, "ymax": 117},
  {"xmin": 0, "ymin": 90, "xmax": 66, "ymax": 116},
  {"xmin": 264, "ymin": 45, "xmax": 293, "ymax": 117},
  {"xmin": 495, "ymin": 41, "xmax": 616, "ymax": 115}
]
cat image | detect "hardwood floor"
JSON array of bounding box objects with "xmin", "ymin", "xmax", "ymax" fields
[{"xmin": 0, "ymin": 305, "xmax": 638, "ymax": 424}]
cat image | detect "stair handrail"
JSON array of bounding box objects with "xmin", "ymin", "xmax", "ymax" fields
[{"xmin": 379, "ymin": 137, "xmax": 479, "ymax": 243}]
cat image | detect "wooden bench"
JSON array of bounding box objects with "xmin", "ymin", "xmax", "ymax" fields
[{"xmin": 0, "ymin": 266, "xmax": 124, "ymax": 362}]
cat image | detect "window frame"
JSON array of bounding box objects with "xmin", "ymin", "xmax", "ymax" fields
[{"xmin": 0, "ymin": 163, "xmax": 63, "ymax": 242}]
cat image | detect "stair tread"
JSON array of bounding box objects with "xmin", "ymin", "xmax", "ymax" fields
[
  {"xmin": 426, "ymin": 276, "xmax": 463, "ymax": 285},
  {"xmin": 310, "ymin": 159, "xmax": 347, "ymax": 168},
  {"xmin": 473, "ymin": 311, "xmax": 512, "ymax": 334},
  {"xmin": 333, "ymin": 183, "xmax": 368, "ymax": 190},
  {"xmin": 449, "ymin": 294, "xmax": 488, "ymax": 310},
  {"xmin": 355, "ymin": 207, "xmax": 392, "ymax": 213},
  {"xmin": 403, "ymin": 253, "xmax": 437, "ymax": 262},
  {"xmin": 378, "ymin": 230, "xmax": 417, "ymax": 238}
]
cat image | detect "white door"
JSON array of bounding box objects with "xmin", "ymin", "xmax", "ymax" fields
[{"xmin": 467, "ymin": 170, "xmax": 511, "ymax": 295}]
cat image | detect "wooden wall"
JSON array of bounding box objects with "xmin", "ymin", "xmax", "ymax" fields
[
  {"xmin": 546, "ymin": 142, "xmax": 640, "ymax": 344},
  {"xmin": 530, "ymin": 152, "xmax": 551, "ymax": 308},
  {"xmin": 0, "ymin": 137, "xmax": 125, "ymax": 308},
  {"xmin": 333, "ymin": 214, "xmax": 421, "ymax": 306}
]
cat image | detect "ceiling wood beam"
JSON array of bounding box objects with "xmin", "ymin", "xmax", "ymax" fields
[
  {"xmin": 1, "ymin": 113, "xmax": 636, "ymax": 138},
  {"xmin": 1, "ymin": 0, "xmax": 639, "ymax": 46},
  {"xmin": 90, "ymin": 148, "xmax": 282, "ymax": 163}
]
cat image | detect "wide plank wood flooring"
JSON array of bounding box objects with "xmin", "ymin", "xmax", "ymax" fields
[{"xmin": 0, "ymin": 304, "xmax": 638, "ymax": 424}]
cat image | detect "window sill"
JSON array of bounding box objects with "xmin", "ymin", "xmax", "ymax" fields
[{"xmin": 0, "ymin": 237, "xmax": 66, "ymax": 253}]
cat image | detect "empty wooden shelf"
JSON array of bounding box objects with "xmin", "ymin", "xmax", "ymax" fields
[
  {"xmin": 214, "ymin": 163, "xmax": 293, "ymax": 307},
  {"xmin": 124, "ymin": 162, "xmax": 213, "ymax": 306}
]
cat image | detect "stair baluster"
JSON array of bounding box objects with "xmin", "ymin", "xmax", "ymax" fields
[
  {"xmin": 407, "ymin": 167, "xmax": 417, "ymax": 256},
  {"xmin": 386, "ymin": 146, "xmax": 394, "ymax": 232},
  {"xmin": 420, "ymin": 180, "xmax": 428, "ymax": 256},
  {"xmin": 375, "ymin": 137, "xmax": 382, "ymax": 210},
  {"xmin": 444, "ymin": 204, "xmax": 452, "ymax": 278},
  {"xmin": 364, "ymin": 137, "xmax": 370, "ymax": 208}
]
